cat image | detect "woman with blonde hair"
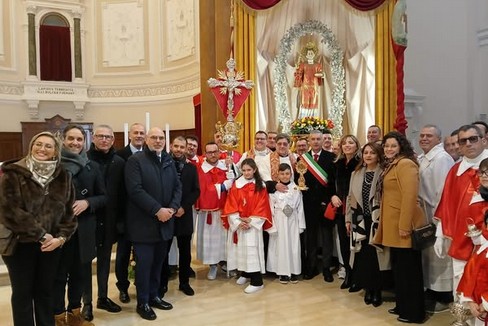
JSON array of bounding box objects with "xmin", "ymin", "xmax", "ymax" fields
[
  {"xmin": 0, "ymin": 131, "xmax": 76, "ymax": 326},
  {"xmin": 330, "ymin": 134, "xmax": 361, "ymax": 290}
]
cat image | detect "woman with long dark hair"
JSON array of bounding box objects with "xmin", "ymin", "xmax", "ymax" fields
[
  {"xmin": 223, "ymin": 158, "xmax": 273, "ymax": 294},
  {"xmin": 346, "ymin": 142, "xmax": 388, "ymax": 307},
  {"xmin": 373, "ymin": 131, "xmax": 426, "ymax": 323}
]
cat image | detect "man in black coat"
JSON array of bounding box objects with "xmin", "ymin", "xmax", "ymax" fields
[
  {"xmin": 114, "ymin": 122, "xmax": 146, "ymax": 304},
  {"xmin": 82, "ymin": 124, "xmax": 125, "ymax": 320},
  {"xmin": 125, "ymin": 127, "xmax": 182, "ymax": 321},
  {"xmin": 299, "ymin": 130, "xmax": 337, "ymax": 282},
  {"xmin": 160, "ymin": 136, "xmax": 200, "ymax": 296}
]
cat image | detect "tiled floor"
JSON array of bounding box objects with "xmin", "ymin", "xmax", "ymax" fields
[{"xmin": 0, "ymin": 261, "xmax": 454, "ymax": 326}]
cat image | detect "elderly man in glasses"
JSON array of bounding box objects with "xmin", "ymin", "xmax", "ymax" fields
[
  {"xmin": 81, "ymin": 125, "xmax": 125, "ymax": 320},
  {"xmin": 125, "ymin": 127, "xmax": 182, "ymax": 320},
  {"xmin": 434, "ymin": 124, "xmax": 488, "ymax": 313}
]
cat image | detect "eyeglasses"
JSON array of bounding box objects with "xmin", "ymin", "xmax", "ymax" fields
[
  {"xmin": 477, "ymin": 170, "xmax": 488, "ymax": 177},
  {"xmin": 206, "ymin": 150, "xmax": 219, "ymax": 155},
  {"xmin": 458, "ymin": 136, "xmax": 480, "ymax": 146},
  {"xmin": 94, "ymin": 134, "xmax": 114, "ymax": 140},
  {"xmin": 149, "ymin": 136, "xmax": 165, "ymax": 141}
]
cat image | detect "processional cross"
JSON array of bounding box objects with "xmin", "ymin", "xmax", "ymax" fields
[{"xmin": 208, "ymin": 58, "xmax": 254, "ymax": 122}]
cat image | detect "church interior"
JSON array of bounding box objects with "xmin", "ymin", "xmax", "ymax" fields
[{"xmin": 0, "ymin": 0, "xmax": 486, "ymax": 325}]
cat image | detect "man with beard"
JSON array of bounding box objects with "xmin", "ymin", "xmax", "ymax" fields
[{"xmin": 160, "ymin": 136, "xmax": 200, "ymax": 296}]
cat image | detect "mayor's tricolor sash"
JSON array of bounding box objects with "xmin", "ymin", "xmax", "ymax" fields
[{"xmin": 300, "ymin": 153, "xmax": 328, "ymax": 186}]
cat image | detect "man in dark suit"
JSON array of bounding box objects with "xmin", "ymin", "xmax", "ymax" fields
[
  {"xmin": 160, "ymin": 136, "xmax": 200, "ymax": 296},
  {"xmin": 300, "ymin": 130, "xmax": 337, "ymax": 282},
  {"xmin": 82, "ymin": 124, "xmax": 125, "ymax": 320},
  {"xmin": 114, "ymin": 122, "xmax": 145, "ymax": 304},
  {"xmin": 125, "ymin": 127, "xmax": 182, "ymax": 321}
]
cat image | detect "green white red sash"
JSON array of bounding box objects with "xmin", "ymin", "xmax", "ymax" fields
[{"xmin": 301, "ymin": 152, "xmax": 328, "ymax": 186}]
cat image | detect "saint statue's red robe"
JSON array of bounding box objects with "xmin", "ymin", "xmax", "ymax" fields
[
  {"xmin": 294, "ymin": 62, "xmax": 323, "ymax": 110},
  {"xmin": 435, "ymin": 164, "xmax": 488, "ymax": 261}
]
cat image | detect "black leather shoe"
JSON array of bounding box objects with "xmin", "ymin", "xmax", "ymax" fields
[
  {"xmin": 371, "ymin": 290, "xmax": 383, "ymax": 307},
  {"xmin": 119, "ymin": 290, "xmax": 130, "ymax": 304},
  {"xmin": 303, "ymin": 270, "xmax": 319, "ymax": 280},
  {"xmin": 97, "ymin": 297, "xmax": 122, "ymax": 313},
  {"xmin": 149, "ymin": 297, "xmax": 173, "ymax": 310},
  {"xmin": 81, "ymin": 303, "xmax": 93, "ymax": 321},
  {"xmin": 348, "ymin": 283, "xmax": 362, "ymax": 293},
  {"xmin": 388, "ymin": 307, "xmax": 399, "ymax": 315},
  {"xmin": 179, "ymin": 284, "xmax": 195, "ymax": 296},
  {"xmin": 323, "ymin": 270, "xmax": 333, "ymax": 283},
  {"xmin": 136, "ymin": 303, "xmax": 156, "ymax": 320},
  {"xmin": 364, "ymin": 290, "xmax": 373, "ymax": 305}
]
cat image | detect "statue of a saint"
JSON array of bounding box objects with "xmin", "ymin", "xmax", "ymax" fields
[{"xmin": 293, "ymin": 42, "xmax": 324, "ymax": 118}]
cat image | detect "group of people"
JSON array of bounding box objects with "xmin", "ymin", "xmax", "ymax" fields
[{"xmin": 1, "ymin": 120, "xmax": 488, "ymax": 325}]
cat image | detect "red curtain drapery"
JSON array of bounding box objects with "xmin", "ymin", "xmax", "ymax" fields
[
  {"xmin": 40, "ymin": 25, "xmax": 72, "ymax": 81},
  {"xmin": 343, "ymin": 0, "xmax": 386, "ymax": 11},
  {"xmin": 193, "ymin": 93, "xmax": 202, "ymax": 155},
  {"xmin": 240, "ymin": 0, "xmax": 282, "ymax": 10}
]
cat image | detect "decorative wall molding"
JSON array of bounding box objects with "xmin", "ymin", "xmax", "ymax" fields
[
  {"xmin": 0, "ymin": 0, "xmax": 13, "ymax": 69},
  {"xmin": 477, "ymin": 27, "xmax": 488, "ymax": 47},
  {"xmin": 96, "ymin": 0, "xmax": 149, "ymax": 73},
  {"xmin": 87, "ymin": 78, "xmax": 199, "ymax": 98},
  {"xmin": 0, "ymin": 83, "xmax": 23, "ymax": 95}
]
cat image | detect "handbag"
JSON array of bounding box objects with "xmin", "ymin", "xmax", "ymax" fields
[
  {"xmin": 411, "ymin": 199, "xmax": 436, "ymax": 250},
  {"xmin": 0, "ymin": 223, "xmax": 18, "ymax": 256},
  {"xmin": 323, "ymin": 202, "xmax": 337, "ymax": 220},
  {"xmin": 411, "ymin": 222, "xmax": 436, "ymax": 250}
]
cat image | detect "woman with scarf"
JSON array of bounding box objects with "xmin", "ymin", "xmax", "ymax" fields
[
  {"xmin": 373, "ymin": 131, "xmax": 426, "ymax": 324},
  {"xmin": 0, "ymin": 132, "xmax": 76, "ymax": 326},
  {"xmin": 346, "ymin": 142, "xmax": 388, "ymax": 307},
  {"xmin": 53, "ymin": 125, "xmax": 106, "ymax": 326},
  {"xmin": 331, "ymin": 134, "xmax": 361, "ymax": 290}
]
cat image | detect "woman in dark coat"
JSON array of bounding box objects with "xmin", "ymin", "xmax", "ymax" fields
[
  {"xmin": 331, "ymin": 134, "xmax": 361, "ymax": 290},
  {"xmin": 0, "ymin": 131, "xmax": 76, "ymax": 326},
  {"xmin": 53, "ymin": 125, "xmax": 106, "ymax": 325}
]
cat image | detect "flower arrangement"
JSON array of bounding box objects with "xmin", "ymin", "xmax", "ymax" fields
[{"xmin": 290, "ymin": 117, "xmax": 334, "ymax": 135}]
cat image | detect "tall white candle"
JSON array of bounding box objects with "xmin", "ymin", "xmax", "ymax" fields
[
  {"xmin": 165, "ymin": 123, "xmax": 170, "ymax": 153},
  {"xmin": 145, "ymin": 112, "xmax": 150, "ymax": 131},
  {"xmin": 123, "ymin": 123, "xmax": 129, "ymax": 146}
]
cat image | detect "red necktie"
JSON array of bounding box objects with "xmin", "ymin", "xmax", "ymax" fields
[
  {"xmin": 206, "ymin": 212, "xmax": 212, "ymax": 225},
  {"xmin": 314, "ymin": 154, "xmax": 319, "ymax": 162}
]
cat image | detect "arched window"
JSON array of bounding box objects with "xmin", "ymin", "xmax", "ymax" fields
[{"xmin": 40, "ymin": 13, "xmax": 72, "ymax": 81}]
